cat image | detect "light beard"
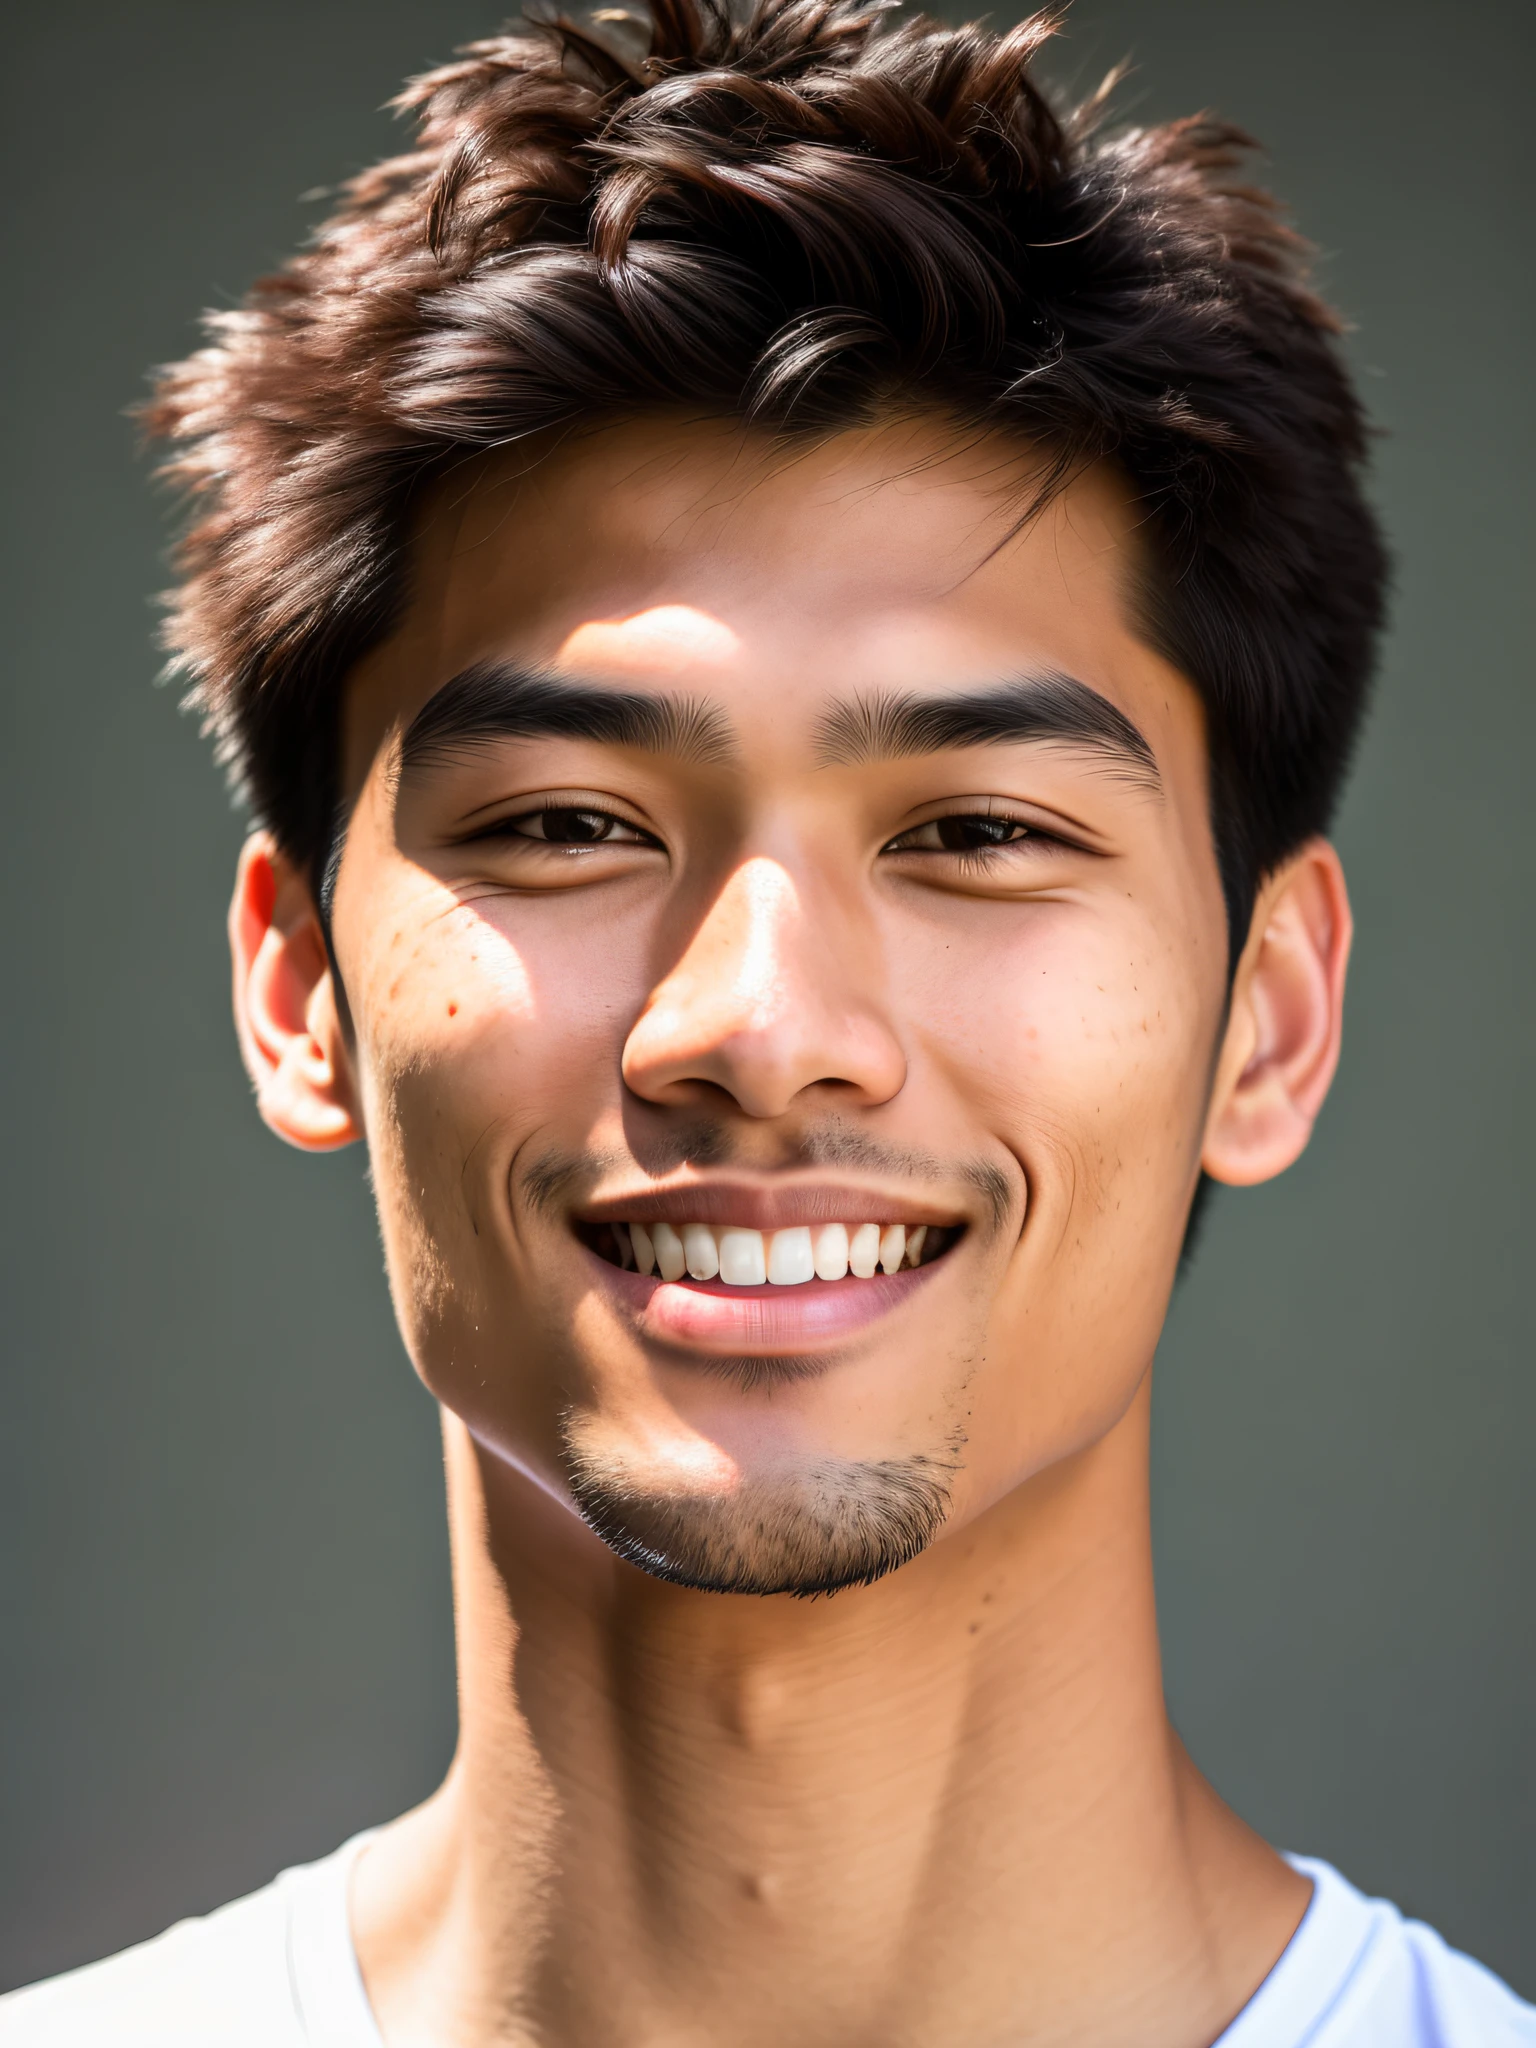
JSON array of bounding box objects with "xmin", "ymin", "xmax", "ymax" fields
[{"xmin": 560, "ymin": 1417, "xmax": 964, "ymax": 1598}]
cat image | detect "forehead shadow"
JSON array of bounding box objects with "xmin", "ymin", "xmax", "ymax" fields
[
  {"xmin": 813, "ymin": 673, "xmax": 1161, "ymax": 792},
  {"xmin": 396, "ymin": 661, "xmax": 739, "ymax": 784}
]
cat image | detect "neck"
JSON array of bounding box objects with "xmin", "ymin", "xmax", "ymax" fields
[{"xmin": 352, "ymin": 1377, "xmax": 1305, "ymax": 2048}]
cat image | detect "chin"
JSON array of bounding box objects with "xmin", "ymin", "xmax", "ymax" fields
[{"xmin": 557, "ymin": 1409, "xmax": 966, "ymax": 1598}]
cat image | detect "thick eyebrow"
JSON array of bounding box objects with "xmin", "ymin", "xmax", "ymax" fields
[
  {"xmin": 397, "ymin": 661, "xmax": 738, "ymax": 781},
  {"xmin": 814, "ymin": 673, "xmax": 1160, "ymax": 791}
]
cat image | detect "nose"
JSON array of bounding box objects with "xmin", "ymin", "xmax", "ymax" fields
[{"xmin": 622, "ymin": 857, "xmax": 906, "ymax": 1119}]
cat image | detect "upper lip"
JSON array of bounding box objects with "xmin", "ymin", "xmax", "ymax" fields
[{"xmin": 574, "ymin": 1180, "xmax": 967, "ymax": 1232}]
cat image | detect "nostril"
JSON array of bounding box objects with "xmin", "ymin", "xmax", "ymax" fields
[{"xmin": 619, "ymin": 865, "xmax": 906, "ymax": 1118}]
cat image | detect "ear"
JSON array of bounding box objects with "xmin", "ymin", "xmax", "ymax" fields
[
  {"xmin": 1201, "ymin": 839, "xmax": 1352, "ymax": 1187},
  {"xmin": 229, "ymin": 832, "xmax": 361, "ymax": 1151}
]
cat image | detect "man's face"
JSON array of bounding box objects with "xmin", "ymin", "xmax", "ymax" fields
[{"xmin": 327, "ymin": 416, "xmax": 1230, "ymax": 1593}]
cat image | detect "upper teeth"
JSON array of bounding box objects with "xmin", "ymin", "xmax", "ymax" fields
[{"xmin": 623, "ymin": 1220, "xmax": 928, "ymax": 1285}]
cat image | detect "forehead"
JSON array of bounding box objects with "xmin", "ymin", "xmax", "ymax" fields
[{"xmin": 341, "ymin": 414, "xmax": 1196, "ymax": 787}]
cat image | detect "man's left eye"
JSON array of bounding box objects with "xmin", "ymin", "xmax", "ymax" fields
[{"xmin": 886, "ymin": 814, "xmax": 1032, "ymax": 853}]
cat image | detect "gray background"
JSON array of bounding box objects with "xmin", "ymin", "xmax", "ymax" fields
[{"xmin": 2, "ymin": 0, "xmax": 1531, "ymax": 2000}]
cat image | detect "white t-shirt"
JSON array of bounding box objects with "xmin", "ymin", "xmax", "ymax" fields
[{"xmin": 1, "ymin": 1835, "xmax": 1531, "ymax": 2046}]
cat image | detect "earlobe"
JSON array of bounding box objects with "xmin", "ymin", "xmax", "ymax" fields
[
  {"xmin": 1201, "ymin": 840, "xmax": 1352, "ymax": 1188},
  {"xmin": 229, "ymin": 832, "xmax": 361, "ymax": 1152}
]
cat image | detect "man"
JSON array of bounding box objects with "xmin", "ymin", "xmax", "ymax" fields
[{"xmin": 4, "ymin": 1, "xmax": 1530, "ymax": 2041}]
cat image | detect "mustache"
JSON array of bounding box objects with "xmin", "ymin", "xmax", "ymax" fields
[{"xmin": 521, "ymin": 1116, "xmax": 1013, "ymax": 1232}]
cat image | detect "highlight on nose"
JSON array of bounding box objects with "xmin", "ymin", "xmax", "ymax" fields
[{"xmin": 622, "ymin": 857, "xmax": 905, "ymax": 1117}]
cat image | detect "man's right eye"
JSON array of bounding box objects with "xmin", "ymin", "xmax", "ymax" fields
[{"xmin": 492, "ymin": 807, "xmax": 655, "ymax": 846}]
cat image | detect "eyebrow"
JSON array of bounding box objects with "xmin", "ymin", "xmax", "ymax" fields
[
  {"xmin": 813, "ymin": 673, "xmax": 1160, "ymax": 790},
  {"xmin": 397, "ymin": 661, "xmax": 738, "ymax": 780}
]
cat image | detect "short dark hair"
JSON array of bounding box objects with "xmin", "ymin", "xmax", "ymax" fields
[{"xmin": 147, "ymin": 0, "xmax": 1386, "ymax": 950}]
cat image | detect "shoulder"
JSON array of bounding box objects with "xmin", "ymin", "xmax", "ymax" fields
[
  {"xmin": 0, "ymin": 1836, "xmax": 376, "ymax": 2048},
  {"xmin": 0, "ymin": 1880, "xmax": 296, "ymax": 2048},
  {"xmin": 1221, "ymin": 1855, "xmax": 1536, "ymax": 2048}
]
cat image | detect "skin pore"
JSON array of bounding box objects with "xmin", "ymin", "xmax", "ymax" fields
[{"xmin": 231, "ymin": 415, "xmax": 1351, "ymax": 2047}]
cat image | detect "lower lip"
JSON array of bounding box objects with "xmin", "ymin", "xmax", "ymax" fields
[{"xmin": 584, "ymin": 1252, "xmax": 942, "ymax": 1352}]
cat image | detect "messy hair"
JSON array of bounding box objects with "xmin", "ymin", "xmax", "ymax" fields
[{"xmin": 146, "ymin": 0, "xmax": 1386, "ymax": 946}]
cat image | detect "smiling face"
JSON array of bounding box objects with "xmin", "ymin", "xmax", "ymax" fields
[{"xmin": 268, "ymin": 415, "xmax": 1257, "ymax": 1593}]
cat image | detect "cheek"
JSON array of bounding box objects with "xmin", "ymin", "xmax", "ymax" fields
[
  {"xmin": 914, "ymin": 900, "xmax": 1217, "ymax": 1236},
  {"xmin": 348, "ymin": 891, "xmax": 650, "ymax": 1363},
  {"xmin": 907, "ymin": 906, "xmax": 1219, "ymax": 1492}
]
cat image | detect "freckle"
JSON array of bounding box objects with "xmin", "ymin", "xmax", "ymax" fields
[{"xmin": 969, "ymin": 1621, "xmax": 981, "ymax": 1635}]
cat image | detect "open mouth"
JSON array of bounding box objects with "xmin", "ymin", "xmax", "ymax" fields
[{"xmin": 577, "ymin": 1218, "xmax": 960, "ymax": 1286}]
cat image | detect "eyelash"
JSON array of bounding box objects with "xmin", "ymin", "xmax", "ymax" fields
[
  {"xmin": 470, "ymin": 804, "xmax": 1059, "ymax": 866},
  {"xmin": 468, "ymin": 805, "xmax": 658, "ymax": 849},
  {"xmin": 881, "ymin": 813, "xmax": 1047, "ymax": 865}
]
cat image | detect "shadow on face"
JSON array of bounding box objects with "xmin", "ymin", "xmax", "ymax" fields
[{"xmin": 247, "ymin": 415, "xmax": 1256, "ymax": 1592}]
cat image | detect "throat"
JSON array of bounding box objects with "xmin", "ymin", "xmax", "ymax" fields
[{"xmin": 348, "ymin": 1400, "xmax": 1289, "ymax": 2048}]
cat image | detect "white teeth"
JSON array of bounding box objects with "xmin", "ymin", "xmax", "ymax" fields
[
  {"xmin": 617, "ymin": 1219, "xmax": 939, "ymax": 1285},
  {"xmin": 651, "ymin": 1220, "xmax": 687, "ymax": 1282},
  {"xmin": 682, "ymin": 1223, "xmax": 720, "ymax": 1281},
  {"xmin": 848, "ymin": 1223, "xmax": 881, "ymax": 1278},
  {"xmin": 767, "ymin": 1226, "xmax": 814, "ymax": 1285},
  {"xmin": 718, "ymin": 1227, "xmax": 768, "ymax": 1286},
  {"xmin": 813, "ymin": 1221, "xmax": 849, "ymax": 1281}
]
